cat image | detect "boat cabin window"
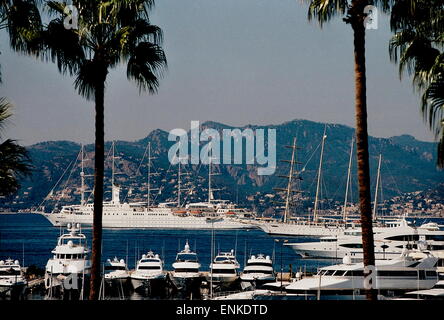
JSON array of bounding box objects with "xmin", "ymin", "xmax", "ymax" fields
[
  {"xmin": 138, "ymin": 266, "xmax": 161, "ymax": 270},
  {"xmin": 323, "ymin": 270, "xmax": 336, "ymax": 276},
  {"xmin": 377, "ymin": 270, "xmax": 419, "ymax": 277},
  {"xmin": 214, "ymin": 257, "xmax": 231, "ymax": 262},
  {"xmin": 0, "ymin": 268, "xmax": 20, "ymax": 276},
  {"xmin": 244, "ymin": 270, "xmax": 273, "ymax": 274},
  {"xmin": 385, "ymin": 235, "xmax": 419, "ymax": 241},
  {"xmin": 211, "ymin": 269, "xmax": 236, "ymax": 274},
  {"xmin": 176, "ymin": 254, "xmax": 198, "ymax": 262},
  {"xmin": 425, "ymin": 235, "xmax": 444, "ymax": 241},
  {"xmin": 340, "ymin": 243, "xmax": 363, "ymax": 249},
  {"xmin": 140, "ymin": 259, "xmax": 160, "ymax": 263},
  {"xmin": 60, "ymin": 238, "xmax": 83, "ymax": 246},
  {"xmin": 247, "ymin": 262, "xmax": 272, "ymax": 267},
  {"xmin": 105, "ymin": 265, "xmax": 126, "ymax": 271},
  {"xmin": 174, "ymin": 268, "xmax": 199, "ymax": 273}
]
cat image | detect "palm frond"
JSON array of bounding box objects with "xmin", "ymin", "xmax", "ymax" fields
[
  {"xmin": 126, "ymin": 41, "xmax": 167, "ymax": 94},
  {"xmin": 0, "ymin": 97, "xmax": 13, "ymax": 131},
  {"xmin": 0, "ymin": 138, "xmax": 32, "ymax": 196},
  {"xmin": 306, "ymin": 0, "xmax": 349, "ymax": 27}
]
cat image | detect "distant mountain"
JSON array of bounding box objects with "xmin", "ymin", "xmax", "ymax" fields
[{"xmin": 2, "ymin": 119, "xmax": 443, "ymax": 211}]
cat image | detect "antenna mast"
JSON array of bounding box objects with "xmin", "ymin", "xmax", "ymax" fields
[{"xmin": 313, "ymin": 126, "xmax": 327, "ymax": 223}]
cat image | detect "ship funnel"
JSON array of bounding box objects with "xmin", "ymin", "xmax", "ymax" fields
[
  {"xmin": 112, "ymin": 185, "xmax": 121, "ymax": 204},
  {"xmin": 184, "ymin": 240, "xmax": 190, "ymax": 252}
]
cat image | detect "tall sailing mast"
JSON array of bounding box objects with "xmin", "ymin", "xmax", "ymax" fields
[
  {"xmin": 313, "ymin": 125, "xmax": 327, "ymax": 223},
  {"xmin": 111, "ymin": 141, "xmax": 115, "ymax": 187},
  {"xmin": 373, "ymin": 154, "xmax": 382, "ymax": 221},
  {"xmin": 342, "ymin": 137, "xmax": 354, "ymax": 223},
  {"xmin": 207, "ymin": 145, "xmax": 219, "ymax": 204},
  {"xmin": 146, "ymin": 142, "xmax": 159, "ymax": 209},
  {"xmin": 274, "ymin": 137, "xmax": 301, "ymax": 224},
  {"xmin": 80, "ymin": 144, "xmax": 85, "ymax": 206},
  {"xmin": 178, "ymin": 159, "xmax": 182, "ymax": 207}
]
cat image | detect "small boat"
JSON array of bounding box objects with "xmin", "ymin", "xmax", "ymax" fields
[
  {"xmin": 240, "ymin": 254, "xmax": 275, "ymax": 286},
  {"xmin": 0, "ymin": 259, "xmax": 27, "ymax": 298},
  {"xmin": 104, "ymin": 257, "xmax": 129, "ymax": 286},
  {"xmin": 207, "ymin": 250, "xmax": 239, "ymax": 287},
  {"xmin": 130, "ymin": 251, "xmax": 166, "ymax": 293},
  {"xmin": 45, "ymin": 223, "xmax": 91, "ymax": 299}
]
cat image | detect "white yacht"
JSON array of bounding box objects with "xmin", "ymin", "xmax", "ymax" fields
[
  {"xmin": 207, "ymin": 250, "xmax": 240, "ymax": 287},
  {"xmin": 285, "ymin": 249, "xmax": 439, "ymax": 298},
  {"xmin": 285, "ymin": 220, "xmax": 444, "ymax": 261},
  {"xmin": 38, "ymin": 144, "xmax": 255, "ymax": 230},
  {"xmin": 45, "ymin": 223, "xmax": 91, "ymax": 297},
  {"xmin": 240, "ymin": 254, "xmax": 275, "ymax": 285},
  {"xmin": 104, "ymin": 257, "xmax": 129, "ymax": 286},
  {"xmin": 0, "ymin": 259, "xmax": 27, "ymax": 298},
  {"xmin": 171, "ymin": 241, "xmax": 201, "ymax": 288},
  {"xmin": 400, "ymin": 280, "xmax": 444, "ymax": 300},
  {"xmin": 130, "ymin": 251, "xmax": 166, "ymax": 292}
]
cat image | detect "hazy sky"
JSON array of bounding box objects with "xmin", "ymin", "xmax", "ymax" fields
[{"xmin": 0, "ymin": 0, "xmax": 434, "ymax": 146}]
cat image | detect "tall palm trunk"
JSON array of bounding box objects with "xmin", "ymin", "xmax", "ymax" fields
[
  {"xmin": 351, "ymin": 6, "xmax": 376, "ymax": 301},
  {"xmin": 89, "ymin": 77, "xmax": 105, "ymax": 300}
]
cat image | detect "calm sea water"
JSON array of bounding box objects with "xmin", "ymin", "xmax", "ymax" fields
[{"xmin": 0, "ymin": 214, "xmax": 334, "ymax": 273}]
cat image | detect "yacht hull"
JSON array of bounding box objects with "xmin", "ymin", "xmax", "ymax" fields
[{"xmin": 257, "ymin": 222, "xmax": 344, "ymax": 237}]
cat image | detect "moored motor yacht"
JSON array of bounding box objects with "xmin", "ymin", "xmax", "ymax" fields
[
  {"xmin": 240, "ymin": 254, "xmax": 275, "ymax": 285},
  {"xmin": 171, "ymin": 241, "xmax": 201, "ymax": 289},
  {"xmin": 207, "ymin": 250, "xmax": 240, "ymax": 287},
  {"xmin": 130, "ymin": 251, "xmax": 166, "ymax": 293},
  {"xmin": 0, "ymin": 258, "xmax": 27, "ymax": 298},
  {"xmin": 285, "ymin": 220, "xmax": 444, "ymax": 261},
  {"xmin": 45, "ymin": 223, "xmax": 91, "ymax": 299},
  {"xmin": 285, "ymin": 249, "xmax": 439, "ymax": 299},
  {"xmin": 104, "ymin": 257, "xmax": 129, "ymax": 286}
]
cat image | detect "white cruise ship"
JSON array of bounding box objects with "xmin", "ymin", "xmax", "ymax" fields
[{"xmin": 38, "ymin": 144, "xmax": 256, "ymax": 230}]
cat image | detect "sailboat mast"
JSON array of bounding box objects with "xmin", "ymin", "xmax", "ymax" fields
[
  {"xmin": 178, "ymin": 158, "xmax": 181, "ymax": 207},
  {"xmin": 147, "ymin": 142, "xmax": 151, "ymax": 209},
  {"xmin": 373, "ymin": 154, "xmax": 382, "ymax": 221},
  {"xmin": 343, "ymin": 137, "xmax": 354, "ymax": 223},
  {"xmin": 80, "ymin": 144, "xmax": 85, "ymax": 206},
  {"xmin": 111, "ymin": 141, "xmax": 115, "ymax": 187},
  {"xmin": 313, "ymin": 126, "xmax": 327, "ymax": 223},
  {"xmin": 283, "ymin": 137, "xmax": 297, "ymax": 224},
  {"xmin": 208, "ymin": 146, "xmax": 212, "ymax": 204}
]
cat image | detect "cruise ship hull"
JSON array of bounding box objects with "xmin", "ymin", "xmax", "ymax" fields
[{"xmin": 41, "ymin": 212, "xmax": 255, "ymax": 230}]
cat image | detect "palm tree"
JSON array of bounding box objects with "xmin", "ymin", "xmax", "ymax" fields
[
  {"xmin": 389, "ymin": 0, "xmax": 444, "ymax": 167},
  {"xmin": 0, "ymin": 98, "xmax": 32, "ymax": 196},
  {"xmin": 25, "ymin": 0, "xmax": 167, "ymax": 299},
  {"xmin": 305, "ymin": 0, "xmax": 393, "ymax": 300}
]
